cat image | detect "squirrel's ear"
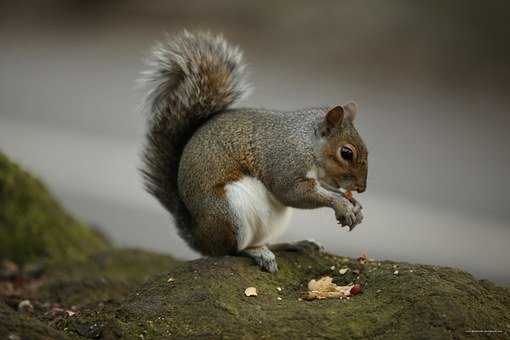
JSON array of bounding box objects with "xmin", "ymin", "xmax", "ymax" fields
[
  {"xmin": 326, "ymin": 105, "xmax": 345, "ymax": 127},
  {"xmin": 319, "ymin": 106, "xmax": 344, "ymax": 137},
  {"xmin": 342, "ymin": 101, "xmax": 358, "ymax": 121}
]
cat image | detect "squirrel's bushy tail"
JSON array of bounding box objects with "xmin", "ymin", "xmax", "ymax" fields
[{"xmin": 141, "ymin": 31, "xmax": 250, "ymax": 245}]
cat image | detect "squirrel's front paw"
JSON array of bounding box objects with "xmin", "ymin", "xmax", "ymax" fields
[{"xmin": 335, "ymin": 198, "xmax": 363, "ymax": 231}]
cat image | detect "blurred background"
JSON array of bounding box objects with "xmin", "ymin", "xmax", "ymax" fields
[{"xmin": 1, "ymin": 1, "xmax": 509, "ymax": 283}]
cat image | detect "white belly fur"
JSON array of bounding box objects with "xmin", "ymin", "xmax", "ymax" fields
[{"xmin": 224, "ymin": 176, "xmax": 292, "ymax": 250}]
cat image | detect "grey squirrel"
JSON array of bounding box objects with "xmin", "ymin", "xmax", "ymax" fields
[{"xmin": 141, "ymin": 31, "xmax": 367, "ymax": 272}]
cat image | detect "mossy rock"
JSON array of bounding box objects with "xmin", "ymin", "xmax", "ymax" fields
[
  {"xmin": 0, "ymin": 301, "xmax": 72, "ymax": 340},
  {"xmin": 0, "ymin": 151, "xmax": 110, "ymax": 265},
  {"xmin": 40, "ymin": 248, "xmax": 181, "ymax": 307},
  {"xmin": 54, "ymin": 242, "xmax": 509, "ymax": 339},
  {"xmin": 1, "ymin": 248, "xmax": 179, "ymax": 340}
]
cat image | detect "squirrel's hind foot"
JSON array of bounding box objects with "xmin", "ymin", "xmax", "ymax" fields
[
  {"xmin": 240, "ymin": 246, "xmax": 278, "ymax": 273},
  {"xmin": 270, "ymin": 239, "xmax": 324, "ymax": 253}
]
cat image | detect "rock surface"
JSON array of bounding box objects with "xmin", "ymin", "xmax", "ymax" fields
[
  {"xmin": 57, "ymin": 243, "xmax": 510, "ymax": 339},
  {"xmin": 1, "ymin": 151, "xmax": 509, "ymax": 339},
  {"xmin": 2, "ymin": 243, "xmax": 509, "ymax": 339},
  {"xmin": 0, "ymin": 248, "xmax": 176, "ymax": 340}
]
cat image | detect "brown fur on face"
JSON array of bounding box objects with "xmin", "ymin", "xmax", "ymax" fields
[{"xmin": 319, "ymin": 105, "xmax": 368, "ymax": 193}]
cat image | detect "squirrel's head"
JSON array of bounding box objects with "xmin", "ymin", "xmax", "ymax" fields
[{"xmin": 315, "ymin": 102, "xmax": 368, "ymax": 193}]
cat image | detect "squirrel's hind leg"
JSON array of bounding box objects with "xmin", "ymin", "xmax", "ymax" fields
[
  {"xmin": 191, "ymin": 199, "xmax": 279, "ymax": 272},
  {"xmin": 223, "ymin": 176, "xmax": 292, "ymax": 273},
  {"xmin": 190, "ymin": 174, "xmax": 288, "ymax": 272}
]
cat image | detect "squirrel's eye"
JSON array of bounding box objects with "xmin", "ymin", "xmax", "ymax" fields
[{"xmin": 340, "ymin": 145, "xmax": 355, "ymax": 162}]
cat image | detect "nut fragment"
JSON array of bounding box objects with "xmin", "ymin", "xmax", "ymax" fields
[
  {"xmin": 349, "ymin": 284, "xmax": 363, "ymax": 296},
  {"xmin": 244, "ymin": 287, "xmax": 257, "ymax": 297},
  {"xmin": 18, "ymin": 300, "xmax": 33, "ymax": 313},
  {"xmin": 357, "ymin": 252, "xmax": 368, "ymax": 264},
  {"xmin": 304, "ymin": 276, "xmax": 356, "ymax": 301},
  {"xmin": 344, "ymin": 190, "xmax": 353, "ymax": 201},
  {"xmin": 308, "ymin": 276, "xmax": 337, "ymax": 292}
]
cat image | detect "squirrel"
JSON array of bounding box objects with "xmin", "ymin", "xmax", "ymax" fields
[{"xmin": 141, "ymin": 31, "xmax": 368, "ymax": 272}]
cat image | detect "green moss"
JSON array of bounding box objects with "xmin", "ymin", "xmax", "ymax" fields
[
  {"xmin": 39, "ymin": 248, "xmax": 180, "ymax": 307},
  {"xmin": 1, "ymin": 248, "xmax": 179, "ymax": 339},
  {"xmin": 56, "ymin": 242, "xmax": 510, "ymax": 339},
  {"xmin": 2, "ymin": 240, "xmax": 508, "ymax": 338},
  {"xmin": 0, "ymin": 302, "xmax": 71, "ymax": 340},
  {"xmin": 0, "ymin": 151, "xmax": 110, "ymax": 265}
]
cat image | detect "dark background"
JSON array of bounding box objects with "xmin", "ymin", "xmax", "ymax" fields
[{"xmin": 1, "ymin": 1, "xmax": 509, "ymax": 283}]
